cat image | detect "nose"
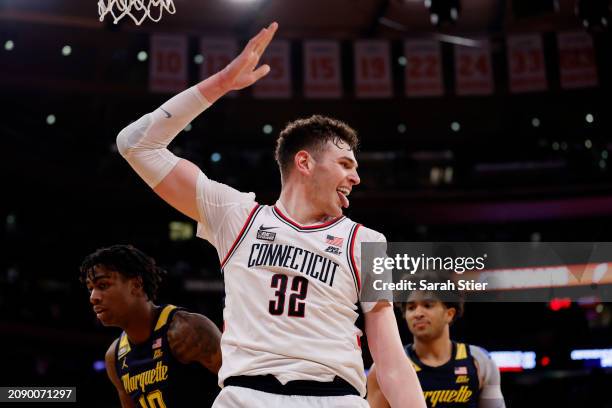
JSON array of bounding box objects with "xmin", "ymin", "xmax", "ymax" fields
[
  {"xmin": 90, "ymin": 288, "xmax": 101, "ymax": 305},
  {"xmin": 412, "ymin": 305, "xmax": 425, "ymax": 319},
  {"xmin": 349, "ymin": 169, "xmax": 360, "ymax": 186}
]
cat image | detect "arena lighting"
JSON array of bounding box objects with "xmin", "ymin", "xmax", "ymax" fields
[
  {"xmin": 571, "ymin": 348, "xmax": 612, "ymax": 367},
  {"xmin": 450, "ymin": 121, "xmax": 460, "ymax": 132},
  {"xmin": 548, "ymin": 297, "xmax": 572, "ymax": 311},
  {"xmin": 575, "ymin": 0, "xmax": 610, "ymax": 30},
  {"xmin": 424, "ymin": 0, "xmax": 461, "ymax": 26},
  {"xmin": 92, "ymin": 360, "xmax": 105, "ymax": 372},
  {"xmin": 586, "ymin": 113, "xmax": 594, "ymax": 123},
  {"xmin": 137, "ymin": 51, "xmax": 148, "ymax": 61},
  {"xmin": 531, "ymin": 117, "xmax": 541, "ymax": 128},
  {"xmin": 4, "ymin": 40, "xmax": 14, "ymax": 51},
  {"xmin": 262, "ymin": 124, "xmax": 273, "ymax": 134},
  {"xmin": 489, "ymin": 351, "xmax": 536, "ymax": 372},
  {"xmin": 194, "ymin": 54, "xmax": 204, "ymax": 64},
  {"xmin": 211, "ymin": 152, "xmax": 222, "ymax": 163},
  {"xmin": 61, "ymin": 45, "xmax": 72, "ymax": 56},
  {"xmin": 184, "ymin": 123, "xmax": 192, "ymax": 132},
  {"xmin": 397, "ymin": 56, "xmax": 407, "ymax": 66},
  {"xmin": 46, "ymin": 114, "xmax": 56, "ymax": 125},
  {"xmin": 397, "ymin": 123, "xmax": 407, "ymax": 133}
]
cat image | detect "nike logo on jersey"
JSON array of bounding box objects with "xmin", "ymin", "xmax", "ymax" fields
[
  {"xmin": 259, "ymin": 225, "xmax": 278, "ymax": 231},
  {"xmin": 160, "ymin": 108, "xmax": 172, "ymax": 118}
]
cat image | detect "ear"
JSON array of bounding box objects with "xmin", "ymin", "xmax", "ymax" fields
[
  {"xmin": 130, "ymin": 276, "xmax": 145, "ymax": 297},
  {"xmin": 294, "ymin": 150, "xmax": 314, "ymax": 176},
  {"xmin": 445, "ymin": 307, "xmax": 456, "ymax": 324}
]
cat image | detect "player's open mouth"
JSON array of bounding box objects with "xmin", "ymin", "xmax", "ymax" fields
[{"xmin": 337, "ymin": 187, "xmax": 350, "ymax": 208}]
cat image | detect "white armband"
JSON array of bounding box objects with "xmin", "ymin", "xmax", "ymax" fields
[{"xmin": 116, "ymin": 86, "xmax": 211, "ymax": 188}]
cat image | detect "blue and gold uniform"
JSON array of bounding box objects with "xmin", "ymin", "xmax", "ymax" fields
[
  {"xmin": 115, "ymin": 305, "xmax": 217, "ymax": 407},
  {"xmin": 406, "ymin": 342, "xmax": 480, "ymax": 408}
]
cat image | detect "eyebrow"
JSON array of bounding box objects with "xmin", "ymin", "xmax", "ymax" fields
[
  {"xmin": 86, "ymin": 273, "xmax": 112, "ymax": 285},
  {"xmin": 339, "ymin": 156, "xmax": 358, "ymax": 169}
]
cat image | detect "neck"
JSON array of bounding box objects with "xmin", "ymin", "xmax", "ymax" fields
[
  {"xmin": 278, "ymin": 184, "xmax": 335, "ymax": 225},
  {"xmin": 413, "ymin": 332, "xmax": 452, "ymax": 366},
  {"xmin": 123, "ymin": 302, "xmax": 157, "ymax": 344}
]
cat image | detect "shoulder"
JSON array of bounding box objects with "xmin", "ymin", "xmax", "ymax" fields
[
  {"xmin": 469, "ymin": 344, "xmax": 501, "ymax": 386},
  {"xmin": 105, "ymin": 338, "xmax": 119, "ymax": 366},
  {"xmin": 167, "ymin": 310, "xmax": 221, "ymax": 369},
  {"xmin": 197, "ymin": 173, "xmax": 256, "ymax": 206},
  {"xmin": 104, "ymin": 338, "xmax": 123, "ymax": 386},
  {"xmin": 350, "ymin": 223, "xmax": 386, "ymax": 243},
  {"xmin": 469, "ymin": 344, "xmax": 493, "ymax": 364}
]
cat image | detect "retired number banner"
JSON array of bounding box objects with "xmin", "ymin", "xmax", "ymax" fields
[
  {"xmin": 507, "ymin": 34, "xmax": 547, "ymax": 93},
  {"xmin": 404, "ymin": 39, "xmax": 444, "ymax": 97},
  {"xmin": 454, "ymin": 39, "xmax": 493, "ymax": 96},
  {"xmin": 253, "ymin": 40, "xmax": 292, "ymax": 99},
  {"xmin": 303, "ymin": 40, "xmax": 342, "ymax": 99},
  {"xmin": 353, "ymin": 40, "xmax": 392, "ymax": 98},
  {"xmin": 557, "ymin": 31, "xmax": 598, "ymax": 89},
  {"xmin": 149, "ymin": 34, "xmax": 188, "ymax": 93}
]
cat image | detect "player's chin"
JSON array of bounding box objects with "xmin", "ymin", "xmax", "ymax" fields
[{"xmin": 330, "ymin": 202, "xmax": 343, "ymax": 218}]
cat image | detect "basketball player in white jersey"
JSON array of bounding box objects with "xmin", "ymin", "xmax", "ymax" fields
[{"xmin": 115, "ymin": 22, "xmax": 426, "ymax": 408}]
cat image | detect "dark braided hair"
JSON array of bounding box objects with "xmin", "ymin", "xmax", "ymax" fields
[{"xmin": 80, "ymin": 244, "xmax": 166, "ymax": 301}]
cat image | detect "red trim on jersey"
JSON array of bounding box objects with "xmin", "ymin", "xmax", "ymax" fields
[
  {"xmin": 222, "ymin": 320, "xmax": 226, "ymax": 333},
  {"xmin": 349, "ymin": 224, "xmax": 362, "ymax": 291},
  {"xmin": 220, "ymin": 204, "xmax": 260, "ymax": 268},
  {"xmin": 273, "ymin": 206, "xmax": 343, "ymax": 230},
  {"xmin": 356, "ymin": 335, "xmax": 361, "ymax": 348}
]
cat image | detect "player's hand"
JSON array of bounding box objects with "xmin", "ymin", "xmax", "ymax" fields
[{"xmin": 218, "ymin": 22, "xmax": 278, "ymax": 92}]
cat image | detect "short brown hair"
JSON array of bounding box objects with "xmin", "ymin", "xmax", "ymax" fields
[{"xmin": 274, "ymin": 115, "xmax": 359, "ymax": 180}]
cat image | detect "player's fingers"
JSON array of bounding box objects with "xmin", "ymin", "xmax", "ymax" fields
[
  {"xmin": 244, "ymin": 27, "xmax": 267, "ymax": 53},
  {"xmin": 254, "ymin": 22, "xmax": 278, "ymax": 56},
  {"xmin": 252, "ymin": 64, "xmax": 271, "ymax": 82}
]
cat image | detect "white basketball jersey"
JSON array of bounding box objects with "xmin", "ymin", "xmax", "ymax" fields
[{"xmin": 217, "ymin": 204, "xmax": 372, "ymax": 397}]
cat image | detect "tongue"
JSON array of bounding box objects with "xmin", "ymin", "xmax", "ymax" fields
[{"xmin": 337, "ymin": 191, "xmax": 350, "ymax": 208}]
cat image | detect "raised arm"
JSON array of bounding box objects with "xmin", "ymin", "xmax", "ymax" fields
[
  {"xmin": 366, "ymin": 364, "xmax": 391, "ymax": 408},
  {"xmin": 105, "ymin": 339, "xmax": 136, "ymax": 408},
  {"xmin": 167, "ymin": 310, "xmax": 222, "ymax": 373},
  {"xmin": 365, "ymin": 302, "xmax": 427, "ymax": 408},
  {"xmin": 116, "ymin": 23, "xmax": 278, "ymax": 221}
]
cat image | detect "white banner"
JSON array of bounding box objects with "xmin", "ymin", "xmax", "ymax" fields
[
  {"xmin": 557, "ymin": 31, "xmax": 598, "ymax": 89},
  {"xmin": 253, "ymin": 40, "xmax": 292, "ymax": 99},
  {"xmin": 454, "ymin": 39, "xmax": 494, "ymax": 96},
  {"xmin": 507, "ymin": 34, "xmax": 547, "ymax": 93},
  {"xmin": 303, "ymin": 40, "xmax": 342, "ymax": 99},
  {"xmin": 149, "ymin": 34, "xmax": 188, "ymax": 93},
  {"xmin": 354, "ymin": 40, "xmax": 392, "ymax": 98},
  {"xmin": 404, "ymin": 39, "xmax": 444, "ymax": 97}
]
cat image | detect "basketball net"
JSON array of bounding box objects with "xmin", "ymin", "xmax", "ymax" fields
[{"xmin": 98, "ymin": 0, "xmax": 176, "ymax": 25}]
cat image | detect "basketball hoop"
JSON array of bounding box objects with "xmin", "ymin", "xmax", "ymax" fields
[{"xmin": 98, "ymin": 0, "xmax": 176, "ymax": 25}]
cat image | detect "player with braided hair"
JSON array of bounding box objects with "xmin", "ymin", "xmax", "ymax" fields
[{"xmin": 81, "ymin": 244, "xmax": 222, "ymax": 407}]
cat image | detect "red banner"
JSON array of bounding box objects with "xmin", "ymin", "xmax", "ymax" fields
[
  {"xmin": 354, "ymin": 40, "xmax": 392, "ymax": 98},
  {"xmin": 253, "ymin": 40, "xmax": 292, "ymax": 99},
  {"xmin": 557, "ymin": 31, "xmax": 598, "ymax": 89},
  {"xmin": 149, "ymin": 34, "xmax": 188, "ymax": 93},
  {"xmin": 303, "ymin": 40, "xmax": 342, "ymax": 99},
  {"xmin": 454, "ymin": 39, "xmax": 493, "ymax": 96},
  {"xmin": 507, "ymin": 34, "xmax": 547, "ymax": 93},
  {"xmin": 404, "ymin": 39, "xmax": 444, "ymax": 97}
]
